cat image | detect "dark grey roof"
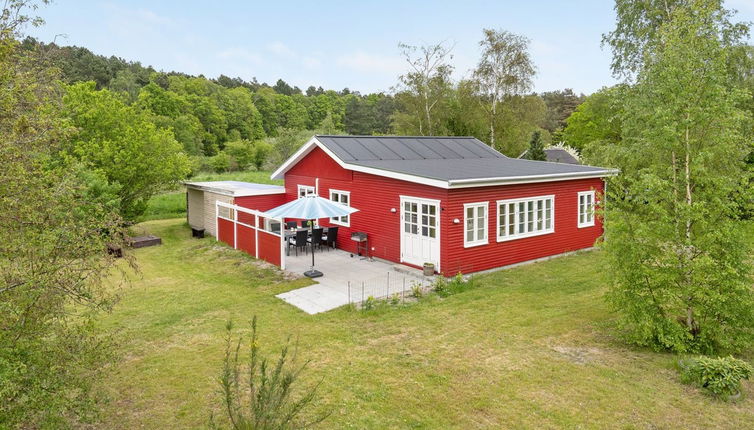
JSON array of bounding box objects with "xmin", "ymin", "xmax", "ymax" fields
[
  {"xmin": 314, "ymin": 135, "xmax": 611, "ymax": 183},
  {"xmin": 545, "ymin": 148, "xmax": 580, "ymax": 164},
  {"xmin": 315, "ymin": 135, "xmax": 504, "ymax": 161}
]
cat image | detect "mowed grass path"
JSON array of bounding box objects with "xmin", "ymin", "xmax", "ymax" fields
[{"xmin": 98, "ymin": 218, "xmax": 754, "ymax": 429}]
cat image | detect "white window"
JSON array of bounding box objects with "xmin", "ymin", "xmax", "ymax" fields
[
  {"xmin": 329, "ymin": 189, "xmax": 350, "ymax": 226},
  {"xmin": 464, "ymin": 202, "xmax": 488, "ymax": 248},
  {"xmin": 497, "ymin": 195, "xmax": 554, "ymax": 241},
  {"xmin": 578, "ymin": 191, "xmax": 595, "ymax": 228},
  {"xmin": 298, "ymin": 185, "xmax": 315, "ymax": 198}
]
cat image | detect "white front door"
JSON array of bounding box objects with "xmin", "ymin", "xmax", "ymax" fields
[{"xmin": 400, "ymin": 196, "xmax": 440, "ymax": 270}]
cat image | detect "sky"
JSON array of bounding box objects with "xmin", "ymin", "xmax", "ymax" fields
[{"xmin": 27, "ymin": 0, "xmax": 754, "ymax": 96}]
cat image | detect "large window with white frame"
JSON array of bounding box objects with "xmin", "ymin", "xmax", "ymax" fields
[
  {"xmin": 329, "ymin": 189, "xmax": 350, "ymax": 226},
  {"xmin": 298, "ymin": 185, "xmax": 315, "ymax": 198},
  {"xmin": 497, "ymin": 195, "xmax": 554, "ymax": 241},
  {"xmin": 577, "ymin": 191, "xmax": 595, "ymax": 228},
  {"xmin": 464, "ymin": 202, "xmax": 488, "ymax": 248}
]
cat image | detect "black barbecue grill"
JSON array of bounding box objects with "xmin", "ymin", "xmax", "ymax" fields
[{"xmin": 350, "ymin": 232, "xmax": 369, "ymax": 259}]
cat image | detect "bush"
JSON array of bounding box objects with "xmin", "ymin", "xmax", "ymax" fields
[
  {"xmin": 679, "ymin": 356, "xmax": 753, "ymax": 399},
  {"xmin": 363, "ymin": 296, "xmax": 377, "ymax": 310},
  {"xmin": 410, "ymin": 283, "xmax": 423, "ymax": 299},
  {"xmin": 209, "ymin": 152, "xmax": 233, "ymax": 173},
  {"xmin": 215, "ymin": 317, "xmax": 328, "ymax": 429},
  {"xmin": 433, "ymin": 277, "xmax": 449, "ymax": 297}
]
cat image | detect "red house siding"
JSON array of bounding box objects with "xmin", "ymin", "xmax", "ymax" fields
[
  {"xmin": 285, "ymin": 147, "xmax": 447, "ymax": 263},
  {"xmin": 234, "ymin": 194, "xmax": 287, "ymax": 212},
  {"xmin": 281, "ymin": 146, "xmax": 604, "ymax": 275},
  {"xmin": 442, "ymin": 178, "xmax": 603, "ymax": 275}
]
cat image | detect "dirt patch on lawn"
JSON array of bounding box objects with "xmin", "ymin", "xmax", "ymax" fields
[{"xmin": 550, "ymin": 345, "xmax": 604, "ymax": 365}]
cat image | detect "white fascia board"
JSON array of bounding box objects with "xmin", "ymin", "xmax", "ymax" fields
[
  {"xmin": 271, "ymin": 135, "xmax": 619, "ymax": 189},
  {"xmin": 447, "ymin": 169, "xmax": 619, "ymax": 189},
  {"xmin": 270, "ymin": 136, "xmax": 320, "ymax": 180}
]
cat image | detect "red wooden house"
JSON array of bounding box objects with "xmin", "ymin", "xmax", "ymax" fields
[{"xmin": 191, "ymin": 135, "xmax": 616, "ymax": 275}]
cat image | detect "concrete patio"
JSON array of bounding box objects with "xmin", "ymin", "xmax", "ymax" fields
[{"xmin": 277, "ymin": 247, "xmax": 429, "ymax": 314}]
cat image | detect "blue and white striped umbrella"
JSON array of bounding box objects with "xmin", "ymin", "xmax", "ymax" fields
[{"xmin": 264, "ymin": 195, "xmax": 358, "ymax": 220}]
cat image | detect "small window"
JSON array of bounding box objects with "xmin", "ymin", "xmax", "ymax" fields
[
  {"xmin": 329, "ymin": 189, "xmax": 350, "ymax": 226},
  {"xmin": 298, "ymin": 185, "xmax": 315, "ymax": 198},
  {"xmin": 497, "ymin": 195, "xmax": 554, "ymax": 242},
  {"xmin": 464, "ymin": 202, "xmax": 488, "ymax": 248},
  {"xmin": 578, "ymin": 191, "xmax": 595, "ymax": 228}
]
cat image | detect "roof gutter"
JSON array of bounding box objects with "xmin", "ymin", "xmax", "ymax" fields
[{"xmin": 447, "ymin": 169, "xmax": 620, "ymax": 189}]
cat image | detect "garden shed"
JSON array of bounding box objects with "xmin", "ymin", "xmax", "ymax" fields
[{"xmin": 184, "ymin": 181, "xmax": 285, "ymax": 237}]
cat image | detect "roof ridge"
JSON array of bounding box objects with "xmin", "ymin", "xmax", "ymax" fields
[{"xmin": 316, "ymin": 134, "xmax": 477, "ymax": 139}]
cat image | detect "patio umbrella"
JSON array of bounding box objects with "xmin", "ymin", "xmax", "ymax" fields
[{"xmin": 264, "ymin": 195, "xmax": 358, "ymax": 278}]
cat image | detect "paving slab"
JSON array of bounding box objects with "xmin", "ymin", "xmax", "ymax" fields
[{"xmin": 276, "ymin": 248, "xmax": 428, "ymax": 314}]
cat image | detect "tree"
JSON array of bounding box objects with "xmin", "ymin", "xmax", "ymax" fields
[
  {"xmin": 540, "ymin": 88, "xmax": 585, "ymax": 133},
  {"xmin": 214, "ymin": 317, "xmax": 328, "ymax": 429},
  {"xmin": 394, "ymin": 41, "xmax": 454, "ymax": 136},
  {"xmin": 562, "ymin": 85, "xmax": 625, "ymax": 154},
  {"xmin": 603, "ymin": 0, "xmax": 748, "ymax": 79},
  {"xmin": 523, "ymin": 131, "xmax": 546, "ymax": 160},
  {"xmin": 1, "ymin": 2, "xmax": 127, "ymax": 426},
  {"xmin": 604, "ymin": 0, "xmax": 754, "ymax": 353},
  {"xmin": 472, "ymin": 29, "xmax": 536, "ymax": 150},
  {"xmin": 63, "ymin": 82, "xmax": 191, "ymax": 219}
]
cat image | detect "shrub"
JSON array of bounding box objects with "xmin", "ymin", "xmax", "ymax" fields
[
  {"xmin": 679, "ymin": 356, "xmax": 753, "ymax": 399},
  {"xmin": 410, "ymin": 283, "xmax": 423, "ymax": 299},
  {"xmin": 363, "ymin": 296, "xmax": 377, "ymax": 310},
  {"xmin": 433, "ymin": 277, "xmax": 449, "ymax": 297},
  {"xmin": 215, "ymin": 317, "xmax": 328, "ymax": 429},
  {"xmin": 209, "ymin": 152, "xmax": 232, "ymax": 173},
  {"xmin": 390, "ymin": 293, "xmax": 401, "ymax": 305}
]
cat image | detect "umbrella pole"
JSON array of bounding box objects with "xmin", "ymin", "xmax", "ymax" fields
[{"xmin": 304, "ymin": 218, "xmax": 323, "ymax": 278}]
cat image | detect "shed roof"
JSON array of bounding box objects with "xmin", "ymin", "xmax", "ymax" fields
[
  {"xmin": 183, "ymin": 181, "xmax": 285, "ymax": 197},
  {"xmin": 272, "ymin": 135, "xmax": 617, "ymax": 189}
]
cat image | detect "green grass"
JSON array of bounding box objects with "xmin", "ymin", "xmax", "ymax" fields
[
  {"xmin": 138, "ymin": 170, "xmax": 282, "ymax": 222},
  {"xmin": 98, "ymin": 218, "xmax": 754, "ymax": 429}
]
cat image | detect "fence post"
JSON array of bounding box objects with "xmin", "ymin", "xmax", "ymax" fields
[
  {"xmin": 347, "ymin": 281, "xmax": 351, "ymax": 304},
  {"xmin": 402, "ymin": 278, "xmax": 405, "ymax": 302},
  {"xmin": 361, "ymin": 282, "xmax": 364, "ymax": 304},
  {"xmin": 386, "ymin": 271, "xmax": 390, "ymax": 298}
]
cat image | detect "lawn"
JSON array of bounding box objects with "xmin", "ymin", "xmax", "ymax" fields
[
  {"xmin": 98, "ymin": 218, "xmax": 754, "ymax": 429},
  {"xmin": 138, "ymin": 170, "xmax": 282, "ymax": 221}
]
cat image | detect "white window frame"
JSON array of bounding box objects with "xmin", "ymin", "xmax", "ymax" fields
[
  {"xmin": 463, "ymin": 202, "xmax": 488, "ymax": 248},
  {"xmin": 496, "ymin": 195, "xmax": 555, "ymax": 242},
  {"xmin": 298, "ymin": 184, "xmax": 315, "ymax": 199},
  {"xmin": 577, "ymin": 190, "xmax": 595, "ymax": 228},
  {"xmin": 329, "ymin": 189, "xmax": 350, "ymax": 227}
]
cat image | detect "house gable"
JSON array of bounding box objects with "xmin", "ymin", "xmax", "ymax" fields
[{"xmin": 286, "ymin": 146, "xmax": 353, "ymax": 181}]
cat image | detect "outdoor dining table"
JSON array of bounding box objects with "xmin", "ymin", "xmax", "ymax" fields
[{"xmin": 284, "ymin": 226, "xmax": 329, "ymax": 240}]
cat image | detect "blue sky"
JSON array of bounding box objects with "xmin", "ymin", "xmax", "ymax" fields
[{"xmin": 28, "ymin": 0, "xmax": 754, "ymax": 95}]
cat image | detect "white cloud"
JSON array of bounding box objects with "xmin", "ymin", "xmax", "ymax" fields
[
  {"xmin": 336, "ymin": 51, "xmax": 405, "ymax": 75},
  {"xmin": 727, "ymin": 0, "xmax": 754, "ymax": 15},
  {"xmin": 267, "ymin": 41, "xmax": 295, "ymax": 59},
  {"xmin": 301, "ymin": 56, "xmax": 321, "ymax": 69}
]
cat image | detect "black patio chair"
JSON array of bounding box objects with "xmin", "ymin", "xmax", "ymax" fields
[
  {"xmin": 321, "ymin": 226, "xmax": 338, "ymax": 251},
  {"xmin": 288, "ymin": 229, "xmax": 308, "ymax": 256},
  {"xmin": 307, "ymin": 227, "xmax": 323, "ymax": 252},
  {"xmin": 285, "ymin": 221, "xmax": 297, "ymax": 229}
]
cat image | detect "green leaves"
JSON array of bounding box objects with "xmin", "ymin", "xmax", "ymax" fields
[
  {"xmin": 603, "ymin": 0, "xmax": 754, "ymax": 354},
  {"xmin": 62, "ymin": 82, "xmax": 191, "ymax": 220},
  {"xmin": 679, "ymin": 356, "xmax": 753, "ymax": 398}
]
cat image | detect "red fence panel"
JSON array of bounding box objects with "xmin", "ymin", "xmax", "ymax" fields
[
  {"xmin": 258, "ymin": 230, "xmax": 281, "ymax": 267},
  {"xmin": 236, "ymin": 224, "xmax": 256, "ymax": 257},
  {"xmin": 218, "ymin": 218, "xmax": 235, "ymax": 247},
  {"xmin": 216, "ymin": 202, "xmax": 284, "ymax": 269}
]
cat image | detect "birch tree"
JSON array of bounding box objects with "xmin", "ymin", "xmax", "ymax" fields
[
  {"xmin": 472, "ymin": 29, "xmax": 535, "ymax": 149},
  {"xmin": 394, "ymin": 42, "xmax": 454, "ymax": 136},
  {"xmin": 604, "ymin": 0, "xmax": 754, "ymax": 353}
]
